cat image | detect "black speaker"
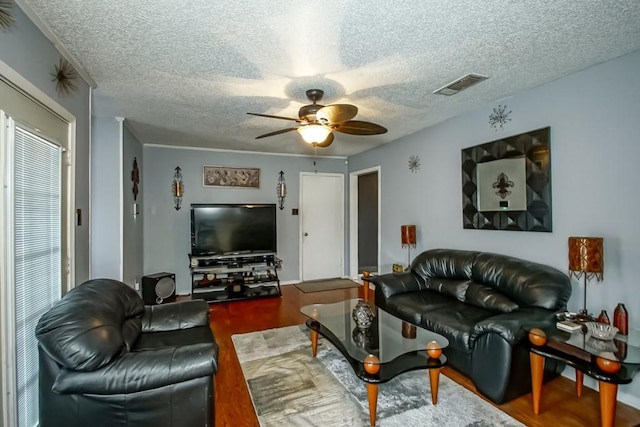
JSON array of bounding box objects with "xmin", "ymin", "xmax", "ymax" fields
[{"xmin": 142, "ymin": 272, "xmax": 176, "ymax": 305}]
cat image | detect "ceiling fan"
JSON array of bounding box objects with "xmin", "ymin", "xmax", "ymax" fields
[{"xmin": 247, "ymin": 89, "xmax": 387, "ymax": 148}]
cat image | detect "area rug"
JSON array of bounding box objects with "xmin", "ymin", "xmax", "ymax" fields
[
  {"xmin": 232, "ymin": 325, "xmax": 523, "ymax": 427},
  {"xmin": 294, "ymin": 278, "xmax": 361, "ymax": 293}
]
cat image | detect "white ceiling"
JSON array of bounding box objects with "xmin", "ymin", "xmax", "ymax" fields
[{"xmin": 20, "ymin": 0, "xmax": 640, "ymax": 156}]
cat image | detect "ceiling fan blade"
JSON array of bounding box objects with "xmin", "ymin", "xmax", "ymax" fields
[
  {"xmin": 315, "ymin": 132, "xmax": 334, "ymax": 148},
  {"xmin": 316, "ymin": 104, "xmax": 358, "ymax": 124},
  {"xmin": 333, "ymin": 120, "xmax": 388, "ymax": 135},
  {"xmin": 247, "ymin": 112, "xmax": 301, "ymax": 122},
  {"xmin": 255, "ymin": 128, "xmax": 298, "ymax": 139}
]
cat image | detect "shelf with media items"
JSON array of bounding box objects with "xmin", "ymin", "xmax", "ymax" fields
[{"xmin": 189, "ymin": 253, "xmax": 282, "ymax": 303}]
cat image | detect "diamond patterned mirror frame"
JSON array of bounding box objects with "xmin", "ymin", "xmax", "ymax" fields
[{"xmin": 461, "ymin": 127, "xmax": 552, "ymax": 232}]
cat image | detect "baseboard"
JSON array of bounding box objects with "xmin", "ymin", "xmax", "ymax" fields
[{"xmin": 562, "ymin": 368, "xmax": 640, "ymax": 409}]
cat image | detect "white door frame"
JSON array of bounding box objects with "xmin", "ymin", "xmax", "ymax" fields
[
  {"xmin": 1, "ymin": 60, "xmax": 76, "ymax": 427},
  {"xmin": 349, "ymin": 166, "xmax": 381, "ymax": 279},
  {"xmin": 299, "ymin": 172, "xmax": 345, "ymax": 281}
]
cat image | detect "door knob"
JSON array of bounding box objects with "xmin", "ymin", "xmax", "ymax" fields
[{"xmin": 304, "ymin": 232, "xmax": 309, "ymax": 236}]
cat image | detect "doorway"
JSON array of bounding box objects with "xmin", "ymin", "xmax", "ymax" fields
[
  {"xmin": 300, "ymin": 173, "xmax": 344, "ymax": 281},
  {"xmin": 349, "ymin": 166, "xmax": 380, "ymax": 278}
]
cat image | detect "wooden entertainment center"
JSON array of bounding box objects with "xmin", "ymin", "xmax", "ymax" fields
[{"xmin": 189, "ymin": 253, "xmax": 282, "ymax": 303}]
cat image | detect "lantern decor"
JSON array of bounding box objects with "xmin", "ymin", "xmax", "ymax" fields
[
  {"xmin": 277, "ymin": 170, "xmax": 286, "ymax": 210},
  {"xmin": 401, "ymin": 225, "xmax": 417, "ymax": 267},
  {"xmin": 172, "ymin": 167, "xmax": 184, "ymax": 210},
  {"xmin": 568, "ymin": 237, "xmax": 603, "ymax": 320}
]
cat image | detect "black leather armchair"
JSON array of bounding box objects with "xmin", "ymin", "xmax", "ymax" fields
[
  {"xmin": 371, "ymin": 249, "xmax": 571, "ymax": 404},
  {"xmin": 36, "ymin": 279, "xmax": 218, "ymax": 427}
]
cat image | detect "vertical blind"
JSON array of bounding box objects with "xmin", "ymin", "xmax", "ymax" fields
[{"xmin": 13, "ymin": 126, "xmax": 62, "ymax": 427}]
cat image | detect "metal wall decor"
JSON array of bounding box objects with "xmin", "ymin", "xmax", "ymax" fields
[
  {"xmin": 131, "ymin": 157, "xmax": 140, "ymax": 201},
  {"xmin": 51, "ymin": 58, "xmax": 78, "ymax": 96},
  {"xmin": 461, "ymin": 127, "xmax": 552, "ymax": 232},
  {"xmin": 276, "ymin": 171, "xmax": 286, "ymax": 210},
  {"xmin": 203, "ymin": 166, "xmax": 260, "ymax": 188},
  {"xmin": 172, "ymin": 167, "xmax": 184, "ymax": 210},
  {"xmin": 408, "ymin": 155, "xmax": 420, "ymax": 173},
  {"xmin": 0, "ymin": 1, "xmax": 15, "ymax": 30},
  {"xmin": 489, "ymin": 104, "xmax": 512, "ymax": 131},
  {"xmin": 493, "ymin": 173, "xmax": 514, "ymax": 198}
]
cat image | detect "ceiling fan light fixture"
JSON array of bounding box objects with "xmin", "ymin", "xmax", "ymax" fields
[{"xmin": 297, "ymin": 124, "xmax": 332, "ymax": 144}]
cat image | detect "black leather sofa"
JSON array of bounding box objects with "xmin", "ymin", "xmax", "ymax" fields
[
  {"xmin": 35, "ymin": 279, "xmax": 219, "ymax": 427},
  {"xmin": 371, "ymin": 248, "xmax": 571, "ymax": 404}
]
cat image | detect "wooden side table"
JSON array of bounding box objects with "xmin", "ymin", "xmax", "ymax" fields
[{"xmin": 527, "ymin": 327, "xmax": 640, "ymax": 427}]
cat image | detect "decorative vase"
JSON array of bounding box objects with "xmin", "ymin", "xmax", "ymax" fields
[
  {"xmin": 352, "ymin": 300, "xmax": 374, "ymax": 329},
  {"xmin": 597, "ymin": 310, "xmax": 610, "ymax": 325},
  {"xmin": 613, "ymin": 303, "xmax": 628, "ymax": 335}
]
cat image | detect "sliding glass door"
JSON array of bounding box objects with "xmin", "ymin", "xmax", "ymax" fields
[{"xmin": 1, "ymin": 76, "xmax": 71, "ymax": 427}]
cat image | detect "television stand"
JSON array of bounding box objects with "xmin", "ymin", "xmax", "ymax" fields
[{"xmin": 188, "ymin": 253, "xmax": 282, "ymax": 303}]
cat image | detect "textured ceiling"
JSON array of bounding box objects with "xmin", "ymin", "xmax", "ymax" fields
[{"xmin": 20, "ymin": 0, "xmax": 640, "ymax": 156}]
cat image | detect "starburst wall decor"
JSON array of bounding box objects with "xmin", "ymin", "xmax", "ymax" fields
[
  {"xmin": 0, "ymin": 0, "xmax": 15, "ymax": 30},
  {"xmin": 489, "ymin": 104, "xmax": 512, "ymax": 131},
  {"xmin": 408, "ymin": 155, "xmax": 420, "ymax": 173},
  {"xmin": 51, "ymin": 58, "xmax": 78, "ymax": 96}
]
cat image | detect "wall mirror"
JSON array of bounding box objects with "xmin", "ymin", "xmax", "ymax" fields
[{"xmin": 461, "ymin": 127, "xmax": 551, "ymax": 232}]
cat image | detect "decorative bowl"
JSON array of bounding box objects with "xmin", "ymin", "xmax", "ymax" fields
[{"xmin": 585, "ymin": 322, "xmax": 618, "ymax": 340}]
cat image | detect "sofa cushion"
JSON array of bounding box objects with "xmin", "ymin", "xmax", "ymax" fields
[
  {"xmin": 412, "ymin": 249, "xmax": 476, "ymax": 280},
  {"xmin": 382, "ymin": 291, "xmax": 454, "ymax": 326},
  {"xmin": 418, "ymin": 299, "xmax": 494, "ymax": 351},
  {"xmin": 35, "ymin": 279, "xmax": 144, "ymax": 371},
  {"xmin": 465, "ymin": 283, "xmax": 519, "ymax": 313},
  {"xmin": 134, "ymin": 325, "xmax": 214, "ymax": 350},
  {"xmin": 472, "ymin": 252, "xmax": 571, "ymax": 310},
  {"xmin": 423, "ymin": 278, "xmax": 470, "ymax": 301}
]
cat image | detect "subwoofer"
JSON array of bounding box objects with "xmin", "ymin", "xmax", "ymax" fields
[{"xmin": 142, "ymin": 272, "xmax": 176, "ymax": 305}]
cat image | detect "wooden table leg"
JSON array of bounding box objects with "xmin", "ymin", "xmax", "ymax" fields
[
  {"xmin": 366, "ymin": 383, "xmax": 378, "ymax": 427},
  {"xmin": 599, "ymin": 381, "xmax": 618, "ymax": 427},
  {"xmin": 362, "ymin": 271, "xmax": 371, "ymax": 301},
  {"xmin": 576, "ymin": 370, "xmax": 584, "ymax": 397},
  {"xmin": 429, "ymin": 368, "xmax": 440, "ymax": 405},
  {"xmin": 310, "ymin": 329, "xmax": 318, "ymax": 357},
  {"xmin": 530, "ymin": 352, "xmax": 545, "ymax": 415}
]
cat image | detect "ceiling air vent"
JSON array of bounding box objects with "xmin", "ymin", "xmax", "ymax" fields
[{"xmin": 433, "ymin": 73, "xmax": 489, "ymax": 96}]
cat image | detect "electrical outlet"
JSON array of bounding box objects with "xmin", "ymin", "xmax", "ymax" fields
[{"xmin": 134, "ymin": 280, "xmax": 140, "ymax": 291}]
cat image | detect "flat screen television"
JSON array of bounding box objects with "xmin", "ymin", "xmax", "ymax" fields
[{"xmin": 190, "ymin": 204, "xmax": 276, "ymax": 256}]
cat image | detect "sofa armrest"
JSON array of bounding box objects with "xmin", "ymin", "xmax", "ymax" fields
[
  {"xmin": 141, "ymin": 300, "xmax": 210, "ymax": 332},
  {"xmin": 469, "ymin": 307, "xmax": 557, "ymax": 347},
  {"xmin": 53, "ymin": 342, "xmax": 218, "ymax": 394},
  {"xmin": 371, "ymin": 271, "xmax": 426, "ymax": 301}
]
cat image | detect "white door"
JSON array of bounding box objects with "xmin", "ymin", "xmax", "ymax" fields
[{"xmin": 300, "ymin": 173, "xmax": 344, "ymax": 281}]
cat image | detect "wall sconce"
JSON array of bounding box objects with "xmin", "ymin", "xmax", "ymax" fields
[
  {"xmin": 568, "ymin": 236, "xmax": 603, "ymax": 319},
  {"xmin": 277, "ymin": 171, "xmax": 287, "ymax": 210},
  {"xmin": 172, "ymin": 166, "xmax": 184, "ymax": 210},
  {"xmin": 401, "ymin": 225, "xmax": 417, "ymax": 267}
]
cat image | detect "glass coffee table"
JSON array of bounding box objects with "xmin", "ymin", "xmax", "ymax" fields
[
  {"xmin": 527, "ymin": 326, "xmax": 640, "ymax": 427},
  {"xmin": 300, "ymin": 299, "xmax": 449, "ymax": 427}
]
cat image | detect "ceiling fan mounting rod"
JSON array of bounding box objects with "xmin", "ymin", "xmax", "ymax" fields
[{"xmin": 305, "ymin": 89, "xmax": 324, "ymax": 103}]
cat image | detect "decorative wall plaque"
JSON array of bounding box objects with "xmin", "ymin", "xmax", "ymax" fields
[{"xmin": 203, "ymin": 166, "xmax": 260, "ymax": 188}]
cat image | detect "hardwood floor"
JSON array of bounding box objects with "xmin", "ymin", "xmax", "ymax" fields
[{"xmin": 209, "ymin": 285, "xmax": 640, "ymax": 426}]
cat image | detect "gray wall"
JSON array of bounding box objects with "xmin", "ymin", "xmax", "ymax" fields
[
  {"xmin": 0, "ymin": 4, "xmax": 92, "ymax": 283},
  {"xmin": 143, "ymin": 146, "xmax": 346, "ymax": 294},
  {"xmin": 122, "ymin": 122, "xmax": 144, "ymax": 288},
  {"xmin": 348, "ymin": 48, "xmax": 640, "ymax": 407},
  {"xmin": 90, "ymin": 117, "xmax": 144, "ymax": 287},
  {"xmin": 91, "ymin": 117, "xmax": 122, "ymax": 279}
]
